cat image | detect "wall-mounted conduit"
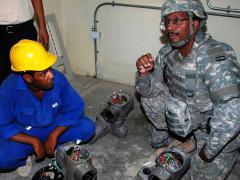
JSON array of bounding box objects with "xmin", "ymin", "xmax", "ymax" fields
[
  {"xmin": 93, "ymin": 1, "xmax": 240, "ymax": 77},
  {"xmin": 92, "ymin": 1, "xmax": 162, "ymax": 77},
  {"xmin": 207, "ymin": 0, "xmax": 240, "ymax": 14}
]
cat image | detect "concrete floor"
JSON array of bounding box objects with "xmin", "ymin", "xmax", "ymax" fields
[{"xmin": 0, "ymin": 75, "xmax": 240, "ymax": 180}]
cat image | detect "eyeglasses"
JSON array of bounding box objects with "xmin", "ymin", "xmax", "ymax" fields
[{"xmin": 164, "ymin": 18, "xmax": 189, "ymax": 27}]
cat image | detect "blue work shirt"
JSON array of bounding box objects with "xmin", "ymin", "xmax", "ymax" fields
[{"xmin": 0, "ymin": 70, "xmax": 85, "ymax": 139}]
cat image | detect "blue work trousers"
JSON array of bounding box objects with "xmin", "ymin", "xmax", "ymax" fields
[{"xmin": 0, "ymin": 117, "xmax": 95, "ymax": 169}]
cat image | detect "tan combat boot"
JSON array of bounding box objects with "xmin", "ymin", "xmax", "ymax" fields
[{"xmin": 155, "ymin": 138, "xmax": 195, "ymax": 157}]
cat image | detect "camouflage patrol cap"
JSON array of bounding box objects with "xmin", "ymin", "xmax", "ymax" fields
[{"xmin": 161, "ymin": 0, "xmax": 207, "ymax": 20}]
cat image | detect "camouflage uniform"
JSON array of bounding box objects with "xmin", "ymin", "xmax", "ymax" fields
[{"xmin": 135, "ymin": 0, "xmax": 240, "ymax": 179}]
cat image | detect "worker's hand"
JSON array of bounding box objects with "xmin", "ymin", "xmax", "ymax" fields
[
  {"xmin": 32, "ymin": 138, "xmax": 45, "ymax": 160},
  {"xmin": 136, "ymin": 53, "xmax": 155, "ymax": 77},
  {"xmin": 44, "ymin": 134, "xmax": 57, "ymax": 157},
  {"xmin": 38, "ymin": 27, "xmax": 49, "ymax": 50},
  {"xmin": 44, "ymin": 126, "xmax": 67, "ymax": 157}
]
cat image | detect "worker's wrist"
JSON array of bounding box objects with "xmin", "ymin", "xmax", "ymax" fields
[{"xmin": 29, "ymin": 136, "xmax": 41, "ymax": 146}]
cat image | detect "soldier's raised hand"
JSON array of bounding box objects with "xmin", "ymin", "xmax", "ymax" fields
[{"xmin": 136, "ymin": 53, "xmax": 154, "ymax": 77}]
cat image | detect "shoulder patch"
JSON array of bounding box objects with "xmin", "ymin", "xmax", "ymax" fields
[{"xmin": 206, "ymin": 46, "xmax": 227, "ymax": 63}]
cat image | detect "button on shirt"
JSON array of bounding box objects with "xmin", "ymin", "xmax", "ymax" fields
[{"xmin": 0, "ymin": 70, "xmax": 85, "ymax": 139}]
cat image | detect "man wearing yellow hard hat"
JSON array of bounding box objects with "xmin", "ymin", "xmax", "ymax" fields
[{"xmin": 0, "ymin": 39, "xmax": 104, "ymax": 177}]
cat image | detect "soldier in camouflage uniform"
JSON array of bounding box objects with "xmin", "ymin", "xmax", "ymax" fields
[{"xmin": 135, "ymin": 0, "xmax": 240, "ymax": 179}]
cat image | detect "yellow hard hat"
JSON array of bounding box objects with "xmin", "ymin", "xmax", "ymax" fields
[{"xmin": 10, "ymin": 39, "xmax": 57, "ymax": 72}]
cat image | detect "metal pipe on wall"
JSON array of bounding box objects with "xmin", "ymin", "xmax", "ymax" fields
[
  {"xmin": 93, "ymin": 1, "xmax": 162, "ymax": 77},
  {"xmin": 206, "ymin": 0, "xmax": 240, "ymax": 14},
  {"xmin": 93, "ymin": 1, "xmax": 240, "ymax": 77}
]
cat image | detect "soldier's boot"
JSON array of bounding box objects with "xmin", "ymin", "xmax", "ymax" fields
[
  {"xmin": 155, "ymin": 138, "xmax": 195, "ymax": 157},
  {"xmin": 150, "ymin": 128, "xmax": 170, "ymax": 148},
  {"xmin": 88, "ymin": 115, "xmax": 110, "ymax": 144}
]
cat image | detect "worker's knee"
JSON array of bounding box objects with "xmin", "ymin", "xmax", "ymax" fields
[
  {"xmin": 0, "ymin": 141, "xmax": 31, "ymax": 170},
  {"xmin": 141, "ymin": 96, "xmax": 165, "ymax": 116},
  {"xmin": 0, "ymin": 153, "xmax": 19, "ymax": 169},
  {"xmin": 80, "ymin": 117, "xmax": 96, "ymax": 140},
  {"xmin": 62, "ymin": 117, "xmax": 96, "ymax": 142}
]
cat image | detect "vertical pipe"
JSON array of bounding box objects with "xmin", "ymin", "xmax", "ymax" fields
[
  {"xmin": 93, "ymin": 1, "xmax": 162, "ymax": 77},
  {"xmin": 93, "ymin": 2, "xmax": 114, "ymax": 77}
]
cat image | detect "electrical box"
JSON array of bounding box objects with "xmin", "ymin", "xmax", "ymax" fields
[{"xmin": 90, "ymin": 30, "xmax": 101, "ymax": 39}]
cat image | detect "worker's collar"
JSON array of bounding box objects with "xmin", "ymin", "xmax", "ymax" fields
[{"xmin": 16, "ymin": 75, "xmax": 28, "ymax": 91}]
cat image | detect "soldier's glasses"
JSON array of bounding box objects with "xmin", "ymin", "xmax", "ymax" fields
[{"xmin": 164, "ymin": 18, "xmax": 189, "ymax": 26}]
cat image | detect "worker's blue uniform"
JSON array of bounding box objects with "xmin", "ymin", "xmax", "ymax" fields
[{"xmin": 0, "ymin": 70, "xmax": 96, "ymax": 169}]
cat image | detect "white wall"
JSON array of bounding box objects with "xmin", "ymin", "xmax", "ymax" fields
[
  {"xmin": 43, "ymin": 0, "xmax": 240, "ymax": 85},
  {"xmin": 42, "ymin": 0, "xmax": 62, "ymax": 31}
]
